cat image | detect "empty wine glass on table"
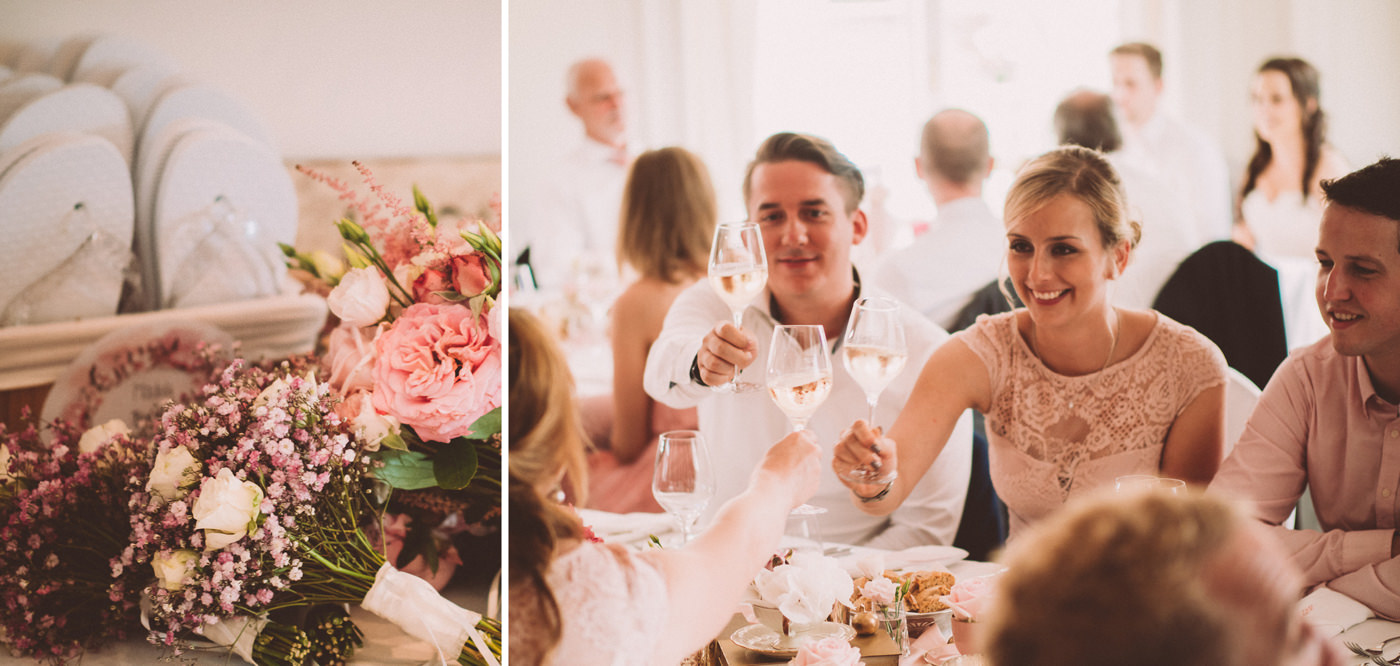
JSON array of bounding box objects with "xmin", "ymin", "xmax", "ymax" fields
[
  {"xmin": 839, "ymin": 296, "xmax": 907, "ymax": 485},
  {"xmin": 652, "ymin": 430, "xmax": 715, "ymax": 545},
  {"xmin": 767, "ymin": 325, "xmax": 832, "ymax": 519},
  {"xmin": 708, "ymin": 221, "xmax": 768, "ymax": 393}
]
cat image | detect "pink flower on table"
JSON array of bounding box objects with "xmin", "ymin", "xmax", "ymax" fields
[
  {"xmin": 860, "ymin": 577, "xmax": 898, "ymax": 608},
  {"xmin": 371, "ymin": 303, "xmax": 501, "ymax": 443},
  {"xmin": 789, "ymin": 636, "xmax": 864, "ymax": 666},
  {"xmin": 940, "ymin": 573, "xmax": 1001, "ymax": 621}
]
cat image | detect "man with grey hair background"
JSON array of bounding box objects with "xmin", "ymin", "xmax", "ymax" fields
[
  {"xmin": 517, "ymin": 57, "xmax": 632, "ymax": 291},
  {"xmin": 872, "ymin": 108, "xmax": 1004, "ymax": 331}
]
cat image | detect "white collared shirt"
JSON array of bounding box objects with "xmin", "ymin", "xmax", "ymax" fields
[
  {"xmin": 1119, "ymin": 112, "xmax": 1233, "ymax": 246},
  {"xmin": 643, "ymin": 276, "xmax": 973, "ymax": 549},
  {"xmin": 518, "ymin": 137, "xmax": 630, "ymax": 289},
  {"xmin": 871, "ymin": 197, "xmax": 1004, "ymax": 330}
]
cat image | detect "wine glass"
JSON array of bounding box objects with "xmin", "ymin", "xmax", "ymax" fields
[
  {"xmin": 652, "ymin": 430, "xmax": 715, "ymax": 545},
  {"xmin": 839, "ymin": 296, "xmax": 906, "ymax": 485},
  {"xmin": 708, "ymin": 222, "xmax": 768, "ymax": 392},
  {"xmin": 767, "ymin": 325, "xmax": 833, "ymax": 432},
  {"xmin": 767, "ymin": 325, "xmax": 833, "ymax": 521}
]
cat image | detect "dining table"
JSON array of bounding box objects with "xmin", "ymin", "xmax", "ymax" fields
[{"xmin": 579, "ymin": 508, "xmax": 1400, "ymax": 666}]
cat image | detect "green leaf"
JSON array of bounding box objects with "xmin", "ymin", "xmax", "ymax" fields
[
  {"xmin": 378, "ymin": 429, "xmax": 407, "ymax": 451},
  {"xmin": 433, "ymin": 442, "xmax": 479, "ymax": 490},
  {"xmin": 372, "ymin": 450, "xmax": 438, "ymax": 490},
  {"xmin": 468, "ymin": 407, "xmax": 501, "ymax": 438}
]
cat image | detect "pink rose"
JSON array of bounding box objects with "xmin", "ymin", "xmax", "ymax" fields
[
  {"xmin": 789, "ymin": 637, "xmax": 864, "ymax": 666},
  {"xmin": 371, "ymin": 303, "xmax": 501, "ymax": 443},
  {"xmin": 324, "ymin": 324, "xmax": 379, "ymax": 395},
  {"xmin": 412, "ymin": 268, "xmax": 456, "ymax": 305},
  {"xmin": 941, "ymin": 573, "xmax": 1000, "ymax": 621},
  {"xmin": 451, "ymin": 253, "xmax": 491, "ymax": 298}
]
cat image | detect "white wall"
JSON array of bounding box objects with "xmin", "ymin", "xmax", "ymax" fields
[
  {"xmin": 0, "ymin": 0, "xmax": 502, "ymax": 160},
  {"xmin": 510, "ymin": 0, "xmax": 1400, "ymax": 223}
]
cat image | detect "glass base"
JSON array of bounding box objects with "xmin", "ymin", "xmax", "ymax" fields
[
  {"xmin": 839, "ymin": 466, "xmax": 898, "ymax": 486},
  {"xmin": 713, "ymin": 379, "xmax": 765, "ymax": 393}
]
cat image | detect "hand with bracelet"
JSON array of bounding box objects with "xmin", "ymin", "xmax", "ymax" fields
[{"xmin": 833, "ymin": 419, "xmax": 898, "ymax": 503}]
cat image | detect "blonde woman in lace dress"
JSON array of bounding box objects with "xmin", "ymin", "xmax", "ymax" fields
[
  {"xmin": 508, "ymin": 308, "xmax": 822, "ymax": 666},
  {"xmin": 834, "ymin": 146, "xmax": 1227, "ymax": 538}
]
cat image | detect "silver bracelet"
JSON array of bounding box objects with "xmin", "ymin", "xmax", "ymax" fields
[{"xmin": 854, "ymin": 481, "xmax": 893, "ymax": 503}]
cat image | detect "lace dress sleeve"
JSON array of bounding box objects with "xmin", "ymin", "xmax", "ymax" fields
[
  {"xmin": 545, "ymin": 542, "xmax": 670, "ymax": 666},
  {"xmin": 1160, "ymin": 317, "xmax": 1229, "ymax": 415},
  {"xmin": 954, "ymin": 312, "xmax": 1014, "ymax": 394}
]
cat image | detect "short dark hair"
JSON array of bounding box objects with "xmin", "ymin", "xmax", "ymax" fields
[
  {"xmin": 742, "ymin": 132, "xmax": 864, "ymax": 213},
  {"xmin": 1111, "ymin": 42, "xmax": 1163, "ymax": 80},
  {"xmin": 1054, "ymin": 90, "xmax": 1122, "ymax": 153},
  {"xmin": 1321, "ymin": 156, "xmax": 1400, "ymax": 252}
]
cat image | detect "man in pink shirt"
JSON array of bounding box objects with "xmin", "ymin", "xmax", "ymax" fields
[{"xmin": 1211, "ymin": 157, "xmax": 1400, "ymax": 619}]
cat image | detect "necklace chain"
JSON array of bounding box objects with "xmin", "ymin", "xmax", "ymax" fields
[{"xmin": 1031, "ymin": 309, "xmax": 1121, "ymax": 409}]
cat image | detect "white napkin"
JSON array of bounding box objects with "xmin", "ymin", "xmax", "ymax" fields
[
  {"xmin": 1299, "ymin": 587, "xmax": 1373, "ymax": 634},
  {"xmin": 575, "ymin": 508, "xmax": 676, "ymax": 545}
]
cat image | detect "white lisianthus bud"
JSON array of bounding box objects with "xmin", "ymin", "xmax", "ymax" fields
[
  {"xmin": 152, "ymin": 549, "xmax": 199, "ymax": 590},
  {"xmin": 327, "ymin": 267, "xmax": 391, "ymax": 328},
  {"xmin": 147, "ymin": 446, "xmax": 201, "ymax": 500},
  {"xmin": 352, "ymin": 397, "xmax": 400, "ymax": 451},
  {"xmin": 253, "ymin": 377, "xmax": 290, "ymax": 409},
  {"xmin": 192, "ymin": 468, "xmax": 264, "ymax": 550},
  {"xmin": 308, "ymin": 250, "xmax": 345, "ymax": 282},
  {"xmin": 78, "ymin": 419, "xmax": 131, "ymax": 454}
]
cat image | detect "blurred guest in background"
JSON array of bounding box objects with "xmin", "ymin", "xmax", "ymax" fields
[
  {"xmin": 836, "ymin": 146, "xmax": 1226, "ymax": 539},
  {"xmin": 983, "ymin": 489, "xmax": 1345, "ymax": 666},
  {"xmin": 1054, "ymin": 89, "xmax": 1197, "ymax": 308},
  {"xmin": 509, "ymin": 308, "xmax": 823, "ymax": 665},
  {"xmin": 582, "ymin": 147, "xmax": 716, "ymax": 513},
  {"xmin": 645, "ymin": 132, "xmax": 973, "ymax": 549},
  {"xmin": 872, "ymin": 108, "xmax": 1004, "ymax": 330},
  {"xmin": 1234, "ymin": 56, "xmax": 1349, "ymax": 260},
  {"xmin": 517, "ymin": 57, "xmax": 633, "ymax": 290},
  {"xmin": 1109, "ymin": 42, "xmax": 1232, "ymax": 245},
  {"xmin": 1212, "ymin": 157, "xmax": 1400, "ymax": 620}
]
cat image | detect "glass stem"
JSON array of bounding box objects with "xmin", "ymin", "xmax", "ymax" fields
[
  {"xmin": 727, "ymin": 309, "xmax": 744, "ymax": 389},
  {"xmin": 867, "ymin": 396, "xmax": 878, "ymax": 424}
]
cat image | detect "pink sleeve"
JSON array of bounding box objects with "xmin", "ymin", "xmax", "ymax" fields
[
  {"xmin": 955, "ymin": 313, "xmax": 1006, "ymax": 393},
  {"xmin": 1210, "ymin": 356, "xmax": 1395, "ymax": 595},
  {"xmin": 1328, "ymin": 557, "xmax": 1400, "ymax": 621},
  {"xmin": 1171, "ymin": 325, "xmax": 1227, "ymax": 416}
]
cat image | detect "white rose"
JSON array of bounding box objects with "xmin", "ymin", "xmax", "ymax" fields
[
  {"xmin": 352, "ymin": 397, "xmax": 400, "ymax": 451},
  {"xmin": 0, "ymin": 445, "xmax": 12, "ymax": 484},
  {"xmin": 327, "ymin": 267, "xmax": 390, "ymax": 328},
  {"xmin": 78, "ymin": 419, "xmax": 131, "ymax": 454},
  {"xmin": 754, "ymin": 553, "xmax": 855, "ymax": 626},
  {"xmin": 192, "ymin": 468, "xmax": 264, "ymax": 550},
  {"xmin": 151, "ymin": 549, "xmax": 199, "ymax": 590},
  {"xmin": 146, "ymin": 446, "xmax": 200, "ymax": 500}
]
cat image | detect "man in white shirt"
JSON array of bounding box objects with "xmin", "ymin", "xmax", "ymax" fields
[
  {"xmin": 1110, "ymin": 42, "xmax": 1233, "ymax": 246},
  {"xmin": 644, "ymin": 132, "xmax": 972, "ymax": 549},
  {"xmin": 872, "ymin": 109, "xmax": 1004, "ymax": 330},
  {"xmin": 1054, "ymin": 90, "xmax": 1198, "ymax": 309},
  {"xmin": 518, "ymin": 57, "xmax": 631, "ymax": 290}
]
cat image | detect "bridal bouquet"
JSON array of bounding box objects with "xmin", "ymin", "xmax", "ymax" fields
[
  {"xmin": 287, "ymin": 162, "xmax": 502, "ymax": 578},
  {"xmin": 0, "ymin": 416, "xmax": 151, "ymax": 664},
  {"xmin": 119, "ymin": 359, "xmax": 501, "ymax": 665}
]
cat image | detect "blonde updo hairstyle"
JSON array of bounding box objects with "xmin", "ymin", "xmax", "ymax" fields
[
  {"xmin": 1004, "ymin": 145, "xmax": 1142, "ymax": 268},
  {"xmin": 507, "ymin": 307, "xmax": 590, "ymax": 662}
]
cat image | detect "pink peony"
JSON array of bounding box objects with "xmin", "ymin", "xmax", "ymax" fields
[
  {"xmin": 789, "ymin": 636, "xmax": 864, "ymax": 666},
  {"xmin": 940, "ymin": 573, "xmax": 1001, "ymax": 621},
  {"xmin": 371, "ymin": 303, "xmax": 501, "ymax": 443}
]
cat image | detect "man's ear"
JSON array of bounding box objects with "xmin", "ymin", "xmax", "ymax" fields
[
  {"xmin": 851, "ymin": 208, "xmax": 869, "ymax": 245},
  {"xmin": 565, "ymin": 95, "xmax": 582, "ymax": 118},
  {"xmin": 914, "ymin": 156, "xmax": 925, "ymax": 180}
]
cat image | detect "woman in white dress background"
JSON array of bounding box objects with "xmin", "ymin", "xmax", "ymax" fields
[
  {"xmin": 1233, "ymin": 56, "xmax": 1348, "ymax": 349},
  {"xmin": 1234, "ymin": 56, "xmax": 1349, "ymax": 258}
]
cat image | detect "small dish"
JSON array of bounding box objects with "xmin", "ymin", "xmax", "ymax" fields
[
  {"xmin": 731, "ymin": 621, "xmax": 856, "ymax": 657},
  {"xmin": 908, "ymin": 608, "xmax": 953, "ymax": 640}
]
